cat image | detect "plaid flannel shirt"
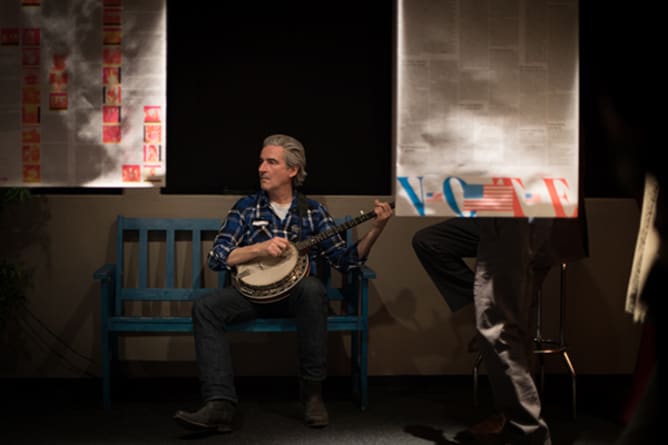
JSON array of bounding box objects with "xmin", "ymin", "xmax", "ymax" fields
[{"xmin": 207, "ymin": 191, "xmax": 364, "ymax": 274}]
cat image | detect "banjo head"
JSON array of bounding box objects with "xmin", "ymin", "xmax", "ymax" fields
[
  {"xmin": 237, "ymin": 243, "xmax": 299, "ymax": 287},
  {"xmin": 234, "ymin": 243, "xmax": 309, "ymax": 303}
]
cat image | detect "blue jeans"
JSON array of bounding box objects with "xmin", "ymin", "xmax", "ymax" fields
[{"xmin": 191, "ymin": 276, "xmax": 328, "ymax": 403}]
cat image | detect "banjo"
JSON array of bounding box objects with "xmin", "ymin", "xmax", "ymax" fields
[{"xmin": 233, "ymin": 202, "xmax": 393, "ymax": 303}]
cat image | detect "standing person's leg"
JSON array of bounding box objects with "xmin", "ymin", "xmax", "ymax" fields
[
  {"xmin": 474, "ymin": 218, "xmax": 551, "ymax": 445},
  {"xmin": 174, "ymin": 287, "xmax": 256, "ymax": 432},
  {"xmin": 412, "ymin": 218, "xmax": 480, "ymax": 312}
]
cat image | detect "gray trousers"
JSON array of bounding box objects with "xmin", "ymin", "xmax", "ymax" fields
[
  {"xmin": 191, "ymin": 276, "xmax": 328, "ymax": 404},
  {"xmin": 413, "ymin": 217, "xmax": 554, "ymax": 444},
  {"xmin": 475, "ymin": 218, "xmax": 554, "ymax": 445}
]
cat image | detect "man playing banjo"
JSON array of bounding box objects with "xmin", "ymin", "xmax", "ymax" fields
[{"xmin": 174, "ymin": 133, "xmax": 393, "ymax": 433}]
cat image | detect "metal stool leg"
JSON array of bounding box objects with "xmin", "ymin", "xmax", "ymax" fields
[
  {"xmin": 533, "ymin": 262, "xmax": 577, "ymax": 420},
  {"xmin": 562, "ymin": 350, "xmax": 577, "ymax": 419},
  {"xmin": 473, "ymin": 352, "xmax": 482, "ymax": 406},
  {"xmin": 473, "ymin": 261, "xmax": 577, "ymax": 419},
  {"xmin": 534, "ymin": 284, "xmax": 546, "ymax": 395}
]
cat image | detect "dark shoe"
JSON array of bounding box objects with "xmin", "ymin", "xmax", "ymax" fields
[
  {"xmin": 173, "ymin": 400, "xmax": 236, "ymax": 433},
  {"xmin": 468, "ymin": 413, "xmax": 506, "ymax": 436},
  {"xmin": 300, "ymin": 379, "xmax": 329, "ymax": 428},
  {"xmin": 455, "ymin": 413, "xmax": 506, "ymax": 443},
  {"xmin": 467, "ymin": 332, "xmax": 482, "ymax": 353}
]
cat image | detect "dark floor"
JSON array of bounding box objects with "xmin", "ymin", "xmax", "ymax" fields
[{"xmin": 0, "ymin": 375, "xmax": 634, "ymax": 444}]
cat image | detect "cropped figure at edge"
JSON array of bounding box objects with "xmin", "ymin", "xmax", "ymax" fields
[{"xmin": 413, "ymin": 210, "xmax": 587, "ymax": 444}]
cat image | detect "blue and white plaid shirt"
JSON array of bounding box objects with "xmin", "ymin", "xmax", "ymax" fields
[{"xmin": 208, "ymin": 191, "xmax": 364, "ymax": 274}]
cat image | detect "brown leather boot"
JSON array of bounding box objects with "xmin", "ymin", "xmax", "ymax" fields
[
  {"xmin": 300, "ymin": 379, "xmax": 329, "ymax": 428},
  {"xmin": 455, "ymin": 413, "xmax": 506, "ymax": 444},
  {"xmin": 468, "ymin": 413, "xmax": 506, "ymax": 436},
  {"xmin": 173, "ymin": 400, "xmax": 236, "ymax": 433}
]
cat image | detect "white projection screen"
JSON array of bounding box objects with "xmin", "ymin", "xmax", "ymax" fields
[
  {"xmin": 0, "ymin": 0, "xmax": 166, "ymax": 188},
  {"xmin": 395, "ymin": 0, "xmax": 579, "ymax": 218}
]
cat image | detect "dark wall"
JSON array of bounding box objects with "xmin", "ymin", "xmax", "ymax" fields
[
  {"xmin": 165, "ymin": 1, "xmax": 393, "ymax": 196},
  {"xmin": 164, "ymin": 1, "xmax": 650, "ymax": 199},
  {"xmin": 579, "ymin": 2, "xmax": 650, "ymax": 200}
]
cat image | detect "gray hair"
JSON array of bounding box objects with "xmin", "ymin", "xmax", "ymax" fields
[{"xmin": 263, "ymin": 134, "xmax": 308, "ymax": 187}]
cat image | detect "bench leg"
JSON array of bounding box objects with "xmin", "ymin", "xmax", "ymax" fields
[
  {"xmin": 351, "ymin": 331, "xmax": 360, "ymax": 396},
  {"xmin": 360, "ymin": 327, "xmax": 368, "ymax": 411},
  {"xmin": 102, "ymin": 331, "xmax": 110, "ymax": 409}
]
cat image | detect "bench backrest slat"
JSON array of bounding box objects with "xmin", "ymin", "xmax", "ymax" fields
[
  {"xmin": 115, "ymin": 215, "xmax": 124, "ymax": 315},
  {"xmin": 192, "ymin": 228, "xmax": 202, "ymax": 288},
  {"xmin": 114, "ymin": 215, "xmax": 354, "ymax": 312},
  {"xmin": 166, "ymin": 229, "xmax": 175, "ymax": 287},
  {"xmin": 138, "ymin": 228, "xmax": 148, "ymax": 288}
]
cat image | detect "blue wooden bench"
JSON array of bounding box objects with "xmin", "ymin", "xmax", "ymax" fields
[{"xmin": 93, "ymin": 215, "xmax": 375, "ymax": 410}]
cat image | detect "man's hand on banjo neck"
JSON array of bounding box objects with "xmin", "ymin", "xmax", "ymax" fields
[{"xmin": 356, "ymin": 199, "xmax": 393, "ymax": 259}]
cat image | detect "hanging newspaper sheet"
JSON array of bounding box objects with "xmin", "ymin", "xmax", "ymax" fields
[
  {"xmin": 395, "ymin": 0, "xmax": 579, "ymax": 217},
  {"xmin": 0, "ymin": 0, "xmax": 166, "ymax": 187}
]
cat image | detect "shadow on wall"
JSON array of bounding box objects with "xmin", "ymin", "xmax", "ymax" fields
[
  {"xmin": 0, "ymin": 192, "xmax": 51, "ymax": 262},
  {"xmin": 368, "ymin": 286, "xmax": 478, "ymax": 375},
  {"xmin": 0, "ymin": 191, "xmax": 51, "ymax": 372},
  {"xmin": 34, "ymin": 212, "xmax": 119, "ymax": 379}
]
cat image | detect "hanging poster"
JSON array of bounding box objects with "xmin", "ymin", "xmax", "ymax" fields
[
  {"xmin": 0, "ymin": 0, "xmax": 166, "ymax": 187},
  {"xmin": 395, "ymin": 0, "xmax": 579, "ymax": 217}
]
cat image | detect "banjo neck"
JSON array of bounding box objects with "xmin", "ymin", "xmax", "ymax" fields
[
  {"xmin": 294, "ymin": 202, "xmax": 395, "ymax": 253},
  {"xmin": 233, "ymin": 201, "xmax": 394, "ymax": 303}
]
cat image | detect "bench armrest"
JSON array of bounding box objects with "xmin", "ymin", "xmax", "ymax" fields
[
  {"xmin": 94, "ymin": 264, "xmax": 115, "ymax": 282},
  {"xmin": 94, "ymin": 264, "xmax": 116, "ymax": 321},
  {"xmin": 359, "ymin": 265, "xmax": 376, "ymax": 280}
]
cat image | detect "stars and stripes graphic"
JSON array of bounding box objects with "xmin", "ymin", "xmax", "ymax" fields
[
  {"xmin": 462, "ymin": 183, "xmax": 515, "ymax": 212},
  {"xmin": 425, "ymin": 191, "xmax": 444, "ymax": 202},
  {"xmin": 524, "ymin": 192, "xmax": 542, "ymax": 205}
]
